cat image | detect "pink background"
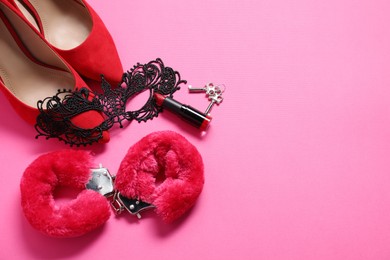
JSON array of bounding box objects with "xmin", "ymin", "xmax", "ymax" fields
[{"xmin": 2, "ymin": 0, "xmax": 390, "ymax": 259}]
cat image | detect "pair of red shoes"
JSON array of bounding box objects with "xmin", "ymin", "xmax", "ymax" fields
[{"xmin": 0, "ymin": 0, "xmax": 123, "ymax": 143}]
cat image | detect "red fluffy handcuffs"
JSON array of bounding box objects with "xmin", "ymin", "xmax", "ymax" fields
[{"xmin": 20, "ymin": 131, "xmax": 204, "ymax": 237}]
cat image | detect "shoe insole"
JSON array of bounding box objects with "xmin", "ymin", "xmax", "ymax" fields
[
  {"xmin": 16, "ymin": 0, "xmax": 92, "ymax": 50},
  {"xmin": 0, "ymin": 18, "xmax": 74, "ymax": 107},
  {"xmin": 14, "ymin": 0, "xmax": 39, "ymax": 31}
]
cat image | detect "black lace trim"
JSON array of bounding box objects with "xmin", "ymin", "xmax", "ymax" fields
[{"xmin": 34, "ymin": 58, "xmax": 186, "ymax": 146}]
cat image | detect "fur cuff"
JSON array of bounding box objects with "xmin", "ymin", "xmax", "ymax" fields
[
  {"xmin": 20, "ymin": 150, "xmax": 111, "ymax": 238},
  {"xmin": 115, "ymin": 131, "xmax": 204, "ymax": 223}
]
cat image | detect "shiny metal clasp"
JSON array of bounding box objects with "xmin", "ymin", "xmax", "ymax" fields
[
  {"xmin": 86, "ymin": 164, "xmax": 155, "ymax": 219},
  {"xmin": 86, "ymin": 164, "xmax": 115, "ymax": 197},
  {"xmin": 111, "ymin": 192, "xmax": 155, "ymax": 219}
]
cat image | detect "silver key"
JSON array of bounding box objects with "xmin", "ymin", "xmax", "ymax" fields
[
  {"xmin": 188, "ymin": 83, "xmax": 223, "ymax": 95},
  {"xmin": 189, "ymin": 82, "xmax": 225, "ymax": 114},
  {"xmin": 188, "ymin": 85, "xmax": 207, "ymax": 93},
  {"xmin": 206, "ymin": 84, "xmax": 223, "ymax": 97},
  {"xmin": 205, "ymin": 92, "xmax": 223, "ymax": 114}
]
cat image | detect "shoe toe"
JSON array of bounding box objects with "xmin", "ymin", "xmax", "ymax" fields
[{"xmin": 99, "ymin": 131, "xmax": 110, "ymax": 144}]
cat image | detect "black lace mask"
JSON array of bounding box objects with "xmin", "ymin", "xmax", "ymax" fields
[{"xmin": 35, "ymin": 58, "xmax": 186, "ymax": 146}]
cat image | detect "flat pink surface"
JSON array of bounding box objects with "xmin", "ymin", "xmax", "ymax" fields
[{"xmin": 2, "ymin": 0, "xmax": 390, "ymax": 259}]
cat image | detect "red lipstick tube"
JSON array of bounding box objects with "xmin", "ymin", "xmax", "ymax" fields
[{"xmin": 154, "ymin": 93, "xmax": 212, "ymax": 131}]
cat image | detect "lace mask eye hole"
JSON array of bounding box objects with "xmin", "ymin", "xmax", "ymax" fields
[{"xmin": 124, "ymin": 89, "xmax": 155, "ymax": 119}]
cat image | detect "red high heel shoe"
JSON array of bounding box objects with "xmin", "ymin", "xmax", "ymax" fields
[
  {"xmin": 9, "ymin": 0, "xmax": 123, "ymax": 84},
  {"xmin": 0, "ymin": 1, "xmax": 109, "ymax": 144}
]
